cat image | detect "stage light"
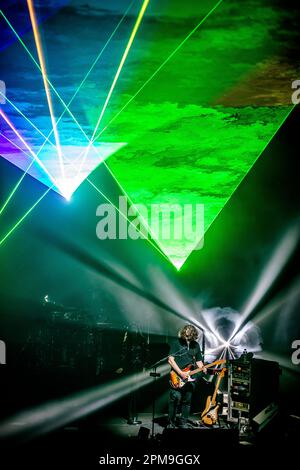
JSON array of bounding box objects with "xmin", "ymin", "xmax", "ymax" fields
[{"xmin": 202, "ymin": 307, "xmax": 262, "ymax": 360}]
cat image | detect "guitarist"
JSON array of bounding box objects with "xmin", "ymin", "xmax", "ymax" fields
[{"xmin": 167, "ymin": 324, "xmax": 206, "ymax": 428}]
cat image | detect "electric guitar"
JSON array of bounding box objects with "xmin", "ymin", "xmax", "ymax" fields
[
  {"xmin": 169, "ymin": 359, "xmax": 226, "ymax": 389},
  {"xmin": 200, "ymin": 367, "xmax": 227, "ymax": 426}
]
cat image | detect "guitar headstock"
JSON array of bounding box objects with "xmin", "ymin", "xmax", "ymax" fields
[{"xmin": 211, "ymin": 367, "xmax": 227, "ymax": 377}]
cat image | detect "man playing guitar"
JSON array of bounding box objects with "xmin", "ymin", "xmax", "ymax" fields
[{"xmin": 167, "ymin": 324, "xmax": 206, "ymax": 428}]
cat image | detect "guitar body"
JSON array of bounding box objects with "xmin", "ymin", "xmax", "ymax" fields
[
  {"xmin": 169, "ymin": 360, "xmax": 226, "ymax": 389},
  {"xmin": 170, "ymin": 365, "xmax": 193, "ymax": 389},
  {"xmin": 201, "ymin": 396, "xmax": 219, "ymax": 426},
  {"xmin": 199, "ymin": 368, "xmax": 226, "ymax": 426}
]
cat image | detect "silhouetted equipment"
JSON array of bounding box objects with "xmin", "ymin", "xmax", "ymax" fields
[
  {"xmin": 228, "ymin": 351, "xmax": 280, "ymax": 435},
  {"xmin": 252, "ymin": 402, "xmax": 278, "ymax": 432},
  {"xmin": 137, "ymin": 426, "xmax": 150, "ymax": 440},
  {"xmin": 21, "ymin": 298, "xmax": 126, "ymax": 377}
]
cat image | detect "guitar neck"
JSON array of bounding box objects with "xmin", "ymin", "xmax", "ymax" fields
[
  {"xmin": 189, "ymin": 359, "xmax": 225, "ymax": 377},
  {"xmin": 211, "ymin": 373, "xmax": 223, "ymax": 405}
]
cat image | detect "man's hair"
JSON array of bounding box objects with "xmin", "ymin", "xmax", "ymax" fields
[{"xmin": 178, "ymin": 324, "xmax": 198, "ymax": 341}]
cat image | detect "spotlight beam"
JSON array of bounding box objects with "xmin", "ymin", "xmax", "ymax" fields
[
  {"xmin": 26, "ymin": 0, "xmax": 65, "ymax": 179},
  {"xmin": 257, "ymin": 351, "xmax": 300, "ymax": 374},
  {"xmin": 0, "ymin": 364, "xmax": 169, "ymax": 441},
  {"xmin": 78, "ymin": 0, "xmax": 150, "ymax": 175},
  {"xmin": 38, "ymin": 230, "xmax": 209, "ymax": 331},
  {"xmin": 244, "ymin": 277, "xmax": 300, "ymax": 328},
  {"xmin": 203, "ymin": 314, "xmax": 225, "ymax": 344},
  {"xmin": 0, "ymin": 0, "xmax": 223, "ymax": 158},
  {"xmin": 230, "ymin": 227, "xmax": 299, "ymax": 342},
  {"xmin": 228, "ymin": 345, "xmax": 237, "ymax": 359},
  {"xmin": 206, "ymin": 344, "xmax": 226, "ymax": 356}
]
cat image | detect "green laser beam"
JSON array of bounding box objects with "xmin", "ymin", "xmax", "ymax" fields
[
  {"xmin": 0, "ymin": 4, "xmax": 134, "ymax": 213},
  {"xmin": 65, "ymin": 0, "xmax": 136, "ymax": 114},
  {"xmin": 1, "ymin": 130, "xmax": 168, "ymax": 260},
  {"xmin": 95, "ymin": 0, "xmax": 224, "ymax": 140},
  {"xmin": 0, "ymin": 186, "xmax": 52, "ymax": 246},
  {"xmin": 1, "ymin": 89, "xmax": 163, "ymax": 255},
  {"xmin": 0, "ymin": 0, "xmax": 225, "ymax": 266},
  {"xmin": 87, "ymin": 178, "xmax": 170, "ymax": 262},
  {"xmin": 0, "ymin": 2, "xmax": 134, "ymax": 158},
  {"xmin": 74, "ymin": 0, "xmax": 225, "ymax": 265},
  {"xmin": 0, "ymin": 0, "xmax": 226, "ymax": 265},
  {"xmin": 80, "ymin": 0, "xmax": 226, "ymax": 265},
  {"xmin": 0, "ymin": 9, "xmax": 108, "ymax": 158},
  {"xmin": 180, "ymin": 103, "xmax": 297, "ymax": 270},
  {"xmin": 0, "ymin": 3, "xmax": 136, "ymax": 198},
  {"xmin": 78, "ymin": 0, "xmax": 150, "ymax": 176},
  {"xmin": 0, "ymin": 132, "xmax": 35, "ymax": 216},
  {"xmin": 0, "ymin": 90, "xmax": 58, "ymax": 148},
  {"xmin": 0, "ymin": 108, "xmax": 60, "ymax": 189},
  {"xmin": 0, "ymin": 121, "xmax": 82, "ymax": 218},
  {"xmin": 0, "ymin": 1, "xmax": 164, "ymax": 251}
]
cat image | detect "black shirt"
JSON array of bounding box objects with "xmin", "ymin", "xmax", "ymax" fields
[{"xmin": 168, "ymin": 338, "xmax": 203, "ymax": 369}]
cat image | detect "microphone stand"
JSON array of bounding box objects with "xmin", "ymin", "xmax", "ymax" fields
[{"xmin": 201, "ymin": 328, "xmax": 205, "ymax": 361}]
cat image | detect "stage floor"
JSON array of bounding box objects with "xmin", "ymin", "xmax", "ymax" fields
[{"xmin": 1, "ymin": 411, "xmax": 298, "ymax": 468}]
